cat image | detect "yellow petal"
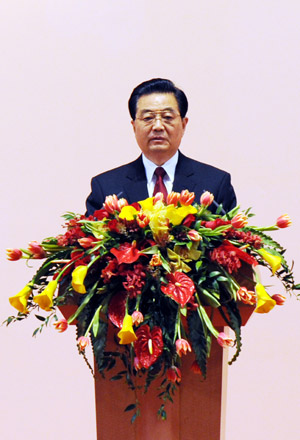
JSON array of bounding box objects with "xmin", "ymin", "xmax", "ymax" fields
[
  {"xmin": 117, "ymin": 314, "xmax": 137, "ymax": 344},
  {"xmin": 71, "ymin": 265, "xmax": 88, "ymax": 294},
  {"xmin": 257, "ymin": 249, "xmax": 282, "ymax": 274},
  {"xmin": 9, "ymin": 285, "xmax": 32, "ymax": 314},
  {"xmin": 33, "ymin": 280, "xmax": 58, "ymax": 311},
  {"xmin": 119, "ymin": 205, "xmax": 139, "ymax": 221},
  {"xmin": 254, "ymin": 283, "xmax": 276, "ymax": 313},
  {"xmin": 138, "ymin": 197, "xmax": 155, "ymax": 211},
  {"xmin": 167, "ymin": 205, "xmax": 197, "ymax": 226}
]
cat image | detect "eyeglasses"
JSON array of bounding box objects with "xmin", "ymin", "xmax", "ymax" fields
[{"xmin": 136, "ymin": 110, "xmax": 181, "ymax": 126}]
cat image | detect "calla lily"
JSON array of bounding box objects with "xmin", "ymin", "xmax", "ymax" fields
[
  {"xmin": 71, "ymin": 265, "xmax": 88, "ymax": 293},
  {"xmin": 117, "ymin": 314, "xmax": 137, "ymax": 344},
  {"xmin": 33, "ymin": 280, "xmax": 58, "ymax": 311},
  {"xmin": 257, "ymin": 248, "xmax": 282, "ymax": 274},
  {"xmin": 119, "ymin": 205, "xmax": 139, "ymax": 221},
  {"xmin": 9, "ymin": 284, "xmax": 32, "ymax": 314},
  {"xmin": 255, "ymin": 283, "xmax": 276, "ymax": 313}
]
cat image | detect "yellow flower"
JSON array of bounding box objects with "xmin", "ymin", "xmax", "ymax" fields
[
  {"xmin": 117, "ymin": 314, "xmax": 137, "ymax": 344},
  {"xmin": 119, "ymin": 205, "xmax": 139, "ymax": 221},
  {"xmin": 167, "ymin": 248, "xmax": 192, "ymax": 273},
  {"xmin": 257, "ymin": 249, "xmax": 282, "ymax": 274},
  {"xmin": 71, "ymin": 265, "xmax": 88, "ymax": 293},
  {"xmin": 167, "ymin": 205, "xmax": 197, "ymax": 226},
  {"xmin": 254, "ymin": 283, "xmax": 276, "ymax": 313},
  {"xmin": 9, "ymin": 284, "xmax": 32, "ymax": 314},
  {"xmin": 33, "ymin": 280, "xmax": 58, "ymax": 311},
  {"xmin": 174, "ymin": 242, "xmax": 201, "ymax": 262}
]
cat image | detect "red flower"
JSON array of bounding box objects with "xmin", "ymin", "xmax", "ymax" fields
[
  {"xmin": 77, "ymin": 336, "xmax": 89, "ymax": 351},
  {"xmin": 136, "ymin": 212, "xmax": 150, "ymax": 228},
  {"xmin": 167, "ymin": 366, "xmax": 181, "ymax": 383},
  {"xmin": 231, "ymin": 214, "xmax": 248, "ymax": 229},
  {"xmin": 210, "ymin": 241, "xmax": 258, "ymax": 274},
  {"xmin": 108, "ymin": 291, "xmax": 126, "ymax": 328},
  {"xmin": 108, "ymin": 219, "xmax": 121, "ymax": 233},
  {"xmin": 93, "ymin": 208, "xmax": 110, "ymax": 220},
  {"xmin": 161, "ymin": 272, "xmax": 196, "ymax": 306},
  {"xmin": 175, "ymin": 338, "xmax": 192, "ymax": 357},
  {"xmin": 78, "ymin": 237, "xmax": 96, "ymax": 249},
  {"xmin": 132, "ymin": 311, "xmax": 144, "ymax": 325},
  {"xmin": 28, "ymin": 241, "xmax": 46, "ymax": 259},
  {"xmin": 179, "ymin": 190, "xmax": 195, "ymax": 206},
  {"xmin": 217, "ymin": 332, "xmax": 234, "ymax": 348},
  {"xmin": 134, "ymin": 325, "xmax": 163, "ymax": 369},
  {"xmin": 200, "ymin": 191, "xmax": 214, "ymax": 207},
  {"xmin": 110, "ymin": 242, "xmax": 141, "ymax": 264},
  {"xmin": 276, "ymin": 214, "xmax": 292, "ymax": 229},
  {"xmin": 190, "ymin": 360, "xmax": 202, "ymax": 375},
  {"xmin": 167, "ymin": 191, "xmax": 181, "ymax": 206},
  {"xmin": 53, "ymin": 319, "xmax": 68, "ymax": 333},
  {"xmin": 6, "ymin": 248, "xmax": 22, "ymax": 261},
  {"xmin": 272, "ymin": 294, "xmax": 286, "ymax": 305},
  {"xmin": 202, "ymin": 219, "xmax": 231, "ymax": 230},
  {"xmin": 237, "ymin": 287, "xmax": 257, "ymax": 305},
  {"xmin": 101, "ymin": 258, "xmax": 119, "ymax": 283},
  {"xmin": 182, "ymin": 214, "xmax": 196, "ymax": 227},
  {"xmin": 121, "ymin": 264, "xmax": 146, "ymax": 298}
]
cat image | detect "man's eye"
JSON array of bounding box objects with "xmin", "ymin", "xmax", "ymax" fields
[{"xmin": 143, "ymin": 116, "xmax": 154, "ymax": 122}]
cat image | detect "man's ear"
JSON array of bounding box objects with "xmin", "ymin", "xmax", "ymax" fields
[
  {"xmin": 131, "ymin": 119, "xmax": 136, "ymax": 133},
  {"xmin": 182, "ymin": 117, "xmax": 188, "ymax": 131}
]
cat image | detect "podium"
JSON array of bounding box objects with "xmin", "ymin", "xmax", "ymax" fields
[{"xmin": 89, "ymin": 305, "xmax": 254, "ymax": 440}]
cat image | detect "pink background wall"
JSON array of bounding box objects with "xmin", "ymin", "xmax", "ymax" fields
[{"xmin": 1, "ymin": 1, "xmax": 299, "ymax": 439}]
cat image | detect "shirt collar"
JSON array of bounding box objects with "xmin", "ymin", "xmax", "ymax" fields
[{"xmin": 142, "ymin": 151, "xmax": 179, "ymax": 183}]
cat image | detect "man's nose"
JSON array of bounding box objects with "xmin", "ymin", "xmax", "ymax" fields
[{"xmin": 152, "ymin": 116, "xmax": 164, "ymax": 130}]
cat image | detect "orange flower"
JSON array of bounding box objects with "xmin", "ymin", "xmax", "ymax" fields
[
  {"xmin": 136, "ymin": 212, "xmax": 150, "ymax": 228},
  {"xmin": 167, "ymin": 191, "xmax": 180, "ymax": 205},
  {"xmin": 200, "ymin": 191, "xmax": 214, "ymax": 207},
  {"xmin": 53, "ymin": 319, "xmax": 68, "ymax": 333},
  {"xmin": 167, "ymin": 366, "xmax": 181, "ymax": 383},
  {"xmin": 217, "ymin": 332, "xmax": 234, "ymax": 348},
  {"xmin": 132, "ymin": 311, "xmax": 144, "ymax": 325},
  {"xmin": 6, "ymin": 249, "xmax": 22, "ymax": 261},
  {"xmin": 28, "ymin": 241, "xmax": 46, "ymax": 259},
  {"xmin": 276, "ymin": 214, "xmax": 292, "ymax": 228},
  {"xmin": 179, "ymin": 190, "xmax": 195, "ymax": 206},
  {"xmin": 272, "ymin": 294, "xmax": 286, "ymax": 305},
  {"xmin": 237, "ymin": 287, "xmax": 257, "ymax": 305},
  {"xmin": 175, "ymin": 338, "xmax": 192, "ymax": 357},
  {"xmin": 187, "ymin": 229, "xmax": 201, "ymax": 241},
  {"xmin": 104, "ymin": 194, "xmax": 119, "ymax": 214},
  {"xmin": 77, "ymin": 336, "xmax": 89, "ymax": 351},
  {"xmin": 231, "ymin": 214, "xmax": 248, "ymax": 229},
  {"xmin": 149, "ymin": 254, "xmax": 162, "ymax": 267},
  {"xmin": 190, "ymin": 360, "xmax": 202, "ymax": 375}
]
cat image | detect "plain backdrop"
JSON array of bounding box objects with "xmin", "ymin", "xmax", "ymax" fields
[{"xmin": 1, "ymin": 1, "xmax": 299, "ymax": 439}]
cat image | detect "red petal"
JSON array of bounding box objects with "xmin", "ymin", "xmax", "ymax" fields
[
  {"xmin": 161, "ymin": 272, "xmax": 196, "ymax": 306},
  {"xmin": 108, "ymin": 292, "xmax": 127, "ymax": 328},
  {"xmin": 134, "ymin": 325, "xmax": 163, "ymax": 369},
  {"xmin": 111, "ymin": 243, "xmax": 141, "ymax": 264}
]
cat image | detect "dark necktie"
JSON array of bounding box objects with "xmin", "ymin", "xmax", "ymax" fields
[{"xmin": 153, "ymin": 167, "xmax": 168, "ymax": 201}]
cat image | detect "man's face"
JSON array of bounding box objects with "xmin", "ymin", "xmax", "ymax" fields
[{"xmin": 131, "ymin": 93, "xmax": 188, "ymax": 166}]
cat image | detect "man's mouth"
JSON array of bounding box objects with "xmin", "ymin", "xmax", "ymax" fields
[{"xmin": 150, "ymin": 136, "xmax": 166, "ymax": 142}]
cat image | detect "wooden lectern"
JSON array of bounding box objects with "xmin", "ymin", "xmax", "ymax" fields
[{"xmin": 91, "ymin": 305, "xmax": 254, "ymax": 440}]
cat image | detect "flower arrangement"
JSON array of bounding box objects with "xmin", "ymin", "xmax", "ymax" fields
[{"xmin": 5, "ymin": 190, "xmax": 299, "ymax": 420}]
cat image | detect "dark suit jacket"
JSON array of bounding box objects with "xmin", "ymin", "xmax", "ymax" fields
[{"xmin": 85, "ymin": 151, "xmax": 236, "ymax": 215}]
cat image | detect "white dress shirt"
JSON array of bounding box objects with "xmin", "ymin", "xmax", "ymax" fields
[{"xmin": 142, "ymin": 151, "xmax": 179, "ymax": 197}]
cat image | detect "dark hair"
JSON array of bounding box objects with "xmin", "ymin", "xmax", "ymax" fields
[{"xmin": 128, "ymin": 78, "xmax": 188, "ymax": 120}]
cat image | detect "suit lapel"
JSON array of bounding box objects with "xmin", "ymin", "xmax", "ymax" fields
[
  {"xmin": 173, "ymin": 151, "xmax": 197, "ymax": 193},
  {"xmin": 123, "ymin": 156, "xmax": 149, "ymax": 203}
]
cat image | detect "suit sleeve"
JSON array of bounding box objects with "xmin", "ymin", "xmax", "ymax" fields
[
  {"xmin": 216, "ymin": 172, "xmax": 237, "ymax": 212},
  {"xmin": 85, "ymin": 177, "xmax": 105, "ymax": 216}
]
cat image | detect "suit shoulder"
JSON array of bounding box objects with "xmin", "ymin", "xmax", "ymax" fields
[
  {"xmin": 179, "ymin": 153, "xmax": 231, "ymax": 177},
  {"xmin": 91, "ymin": 157, "xmax": 142, "ymax": 181}
]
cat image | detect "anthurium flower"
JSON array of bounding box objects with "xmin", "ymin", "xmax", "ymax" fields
[
  {"xmin": 108, "ymin": 291, "xmax": 126, "ymax": 328},
  {"xmin": 217, "ymin": 332, "xmax": 234, "ymax": 348},
  {"xmin": 134, "ymin": 325, "xmax": 163, "ymax": 368},
  {"xmin": 161, "ymin": 272, "xmax": 196, "ymax": 306},
  {"xmin": 257, "ymin": 248, "xmax": 282, "ymax": 274},
  {"xmin": 276, "ymin": 214, "xmax": 292, "ymax": 228},
  {"xmin": 117, "ymin": 314, "xmax": 137, "ymax": 344},
  {"xmin": 110, "ymin": 242, "xmax": 141, "ymax": 264},
  {"xmin": 175, "ymin": 338, "xmax": 192, "ymax": 356},
  {"xmin": 255, "ymin": 283, "xmax": 276, "ymax": 313},
  {"xmin": 9, "ymin": 284, "xmax": 32, "ymax": 314},
  {"xmin": 71, "ymin": 265, "xmax": 88, "ymax": 293},
  {"xmin": 33, "ymin": 280, "xmax": 58, "ymax": 311},
  {"xmin": 6, "ymin": 248, "xmax": 22, "ymax": 261}
]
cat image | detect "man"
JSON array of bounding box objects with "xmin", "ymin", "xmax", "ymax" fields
[{"xmin": 86, "ymin": 78, "xmax": 236, "ymax": 215}]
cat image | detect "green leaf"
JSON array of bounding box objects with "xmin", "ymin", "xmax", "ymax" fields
[
  {"xmin": 35, "ymin": 315, "xmax": 46, "ymax": 322},
  {"xmin": 124, "ymin": 403, "xmax": 136, "ymax": 412}
]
